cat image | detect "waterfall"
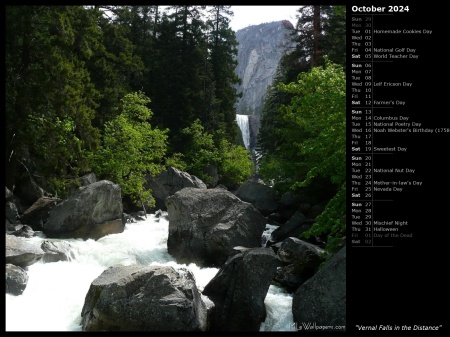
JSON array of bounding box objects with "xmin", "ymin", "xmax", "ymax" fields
[{"xmin": 236, "ymin": 114, "xmax": 250, "ymax": 150}]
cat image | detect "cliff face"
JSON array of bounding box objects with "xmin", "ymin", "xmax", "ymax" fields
[
  {"xmin": 248, "ymin": 115, "xmax": 260, "ymax": 151},
  {"xmin": 234, "ymin": 20, "xmax": 295, "ymax": 116}
]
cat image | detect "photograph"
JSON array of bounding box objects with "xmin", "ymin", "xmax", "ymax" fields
[{"xmin": 4, "ymin": 3, "xmax": 445, "ymax": 333}]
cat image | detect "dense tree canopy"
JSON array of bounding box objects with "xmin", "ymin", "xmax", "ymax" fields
[
  {"xmin": 5, "ymin": 5, "xmax": 249, "ymax": 203},
  {"xmin": 5, "ymin": 6, "xmax": 102, "ymax": 189}
]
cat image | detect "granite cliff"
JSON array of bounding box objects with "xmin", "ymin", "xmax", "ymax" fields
[{"xmin": 234, "ymin": 20, "xmax": 295, "ymax": 116}]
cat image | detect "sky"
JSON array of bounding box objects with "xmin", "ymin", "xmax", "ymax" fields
[{"xmin": 229, "ymin": 6, "xmax": 300, "ymax": 32}]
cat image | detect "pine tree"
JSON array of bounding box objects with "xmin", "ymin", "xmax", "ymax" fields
[
  {"xmin": 89, "ymin": 5, "xmax": 145, "ymax": 128},
  {"xmin": 5, "ymin": 6, "xmax": 102, "ymax": 192},
  {"xmin": 205, "ymin": 5, "xmax": 242, "ymax": 144}
]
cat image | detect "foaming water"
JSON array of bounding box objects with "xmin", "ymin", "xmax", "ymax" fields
[
  {"xmin": 260, "ymin": 285, "xmax": 295, "ymax": 331},
  {"xmin": 6, "ymin": 212, "xmax": 293, "ymax": 331}
]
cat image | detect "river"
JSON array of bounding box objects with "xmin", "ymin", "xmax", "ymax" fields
[{"xmin": 6, "ymin": 212, "xmax": 295, "ymax": 331}]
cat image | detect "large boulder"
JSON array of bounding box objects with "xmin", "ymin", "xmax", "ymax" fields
[
  {"xmin": 145, "ymin": 166, "xmax": 207, "ymax": 212},
  {"xmin": 202, "ymin": 247, "xmax": 280, "ymax": 331},
  {"xmin": 78, "ymin": 172, "xmax": 97, "ymax": 186},
  {"xmin": 235, "ymin": 179, "xmax": 278, "ymax": 216},
  {"xmin": 5, "ymin": 186, "xmax": 23, "ymax": 224},
  {"xmin": 5, "ymin": 201, "xmax": 20, "ymax": 224},
  {"xmin": 5, "ymin": 219, "xmax": 16, "ymax": 232},
  {"xmin": 19, "ymin": 197, "xmax": 61, "ymax": 231},
  {"xmin": 5, "ymin": 234, "xmax": 45, "ymax": 267},
  {"xmin": 40, "ymin": 240, "xmax": 77, "ymax": 263},
  {"xmin": 274, "ymin": 237, "xmax": 325, "ymax": 292},
  {"xmin": 43, "ymin": 180, "xmax": 124, "ymax": 240},
  {"xmin": 6, "ymin": 263, "xmax": 29, "ymax": 296},
  {"xmin": 81, "ymin": 264, "xmax": 210, "ymax": 331},
  {"xmin": 276, "ymin": 190, "xmax": 303, "ymax": 220},
  {"xmin": 7, "ymin": 224, "xmax": 35, "ymax": 238},
  {"xmin": 166, "ymin": 188, "xmax": 267, "ymax": 267},
  {"xmin": 277, "ymin": 237, "xmax": 325, "ymax": 267},
  {"xmin": 292, "ymin": 245, "xmax": 346, "ymax": 329},
  {"xmin": 270, "ymin": 211, "xmax": 313, "ymax": 243}
]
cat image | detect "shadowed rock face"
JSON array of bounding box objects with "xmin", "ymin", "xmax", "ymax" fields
[
  {"xmin": 292, "ymin": 245, "xmax": 346, "ymax": 329},
  {"xmin": 274, "ymin": 237, "xmax": 326, "ymax": 292},
  {"xmin": 165, "ymin": 188, "xmax": 267, "ymax": 268},
  {"xmin": 6, "ymin": 263, "xmax": 29, "ymax": 296},
  {"xmin": 202, "ymin": 247, "xmax": 280, "ymax": 331},
  {"xmin": 144, "ymin": 166, "xmax": 207, "ymax": 212},
  {"xmin": 19, "ymin": 196, "xmax": 61, "ymax": 231},
  {"xmin": 235, "ymin": 179, "xmax": 278, "ymax": 216},
  {"xmin": 234, "ymin": 20, "xmax": 295, "ymax": 116},
  {"xmin": 248, "ymin": 114, "xmax": 261, "ymax": 151},
  {"xmin": 81, "ymin": 265, "xmax": 210, "ymax": 331},
  {"xmin": 43, "ymin": 180, "xmax": 124, "ymax": 240}
]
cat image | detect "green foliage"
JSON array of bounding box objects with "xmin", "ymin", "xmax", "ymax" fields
[
  {"xmin": 217, "ymin": 139, "xmax": 254, "ymax": 187},
  {"xmin": 165, "ymin": 153, "xmax": 187, "ymax": 172},
  {"xmin": 91, "ymin": 91, "xmax": 168, "ymax": 208},
  {"xmin": 277, "ymin": 57, "xmax": 346, "ymax": 188},
  {"xmin": 89, "ymin": 7, "xmax": 145, "ymax": 128},
  {"xmin": 181, "ymin": 119, "xmax": 253, "ymax": 187},
  {"xmin": 47, "ymin": 176, "xmax": 82, "ymax": 199},
  {"xmin": 258, "ymin": 154, "xmax": 295, "ymax": 192},
  {"xmin": 322, "ymin": 6, "xmax": 346, "ymax": 68},
  {"xmin": 5, "ymin": 6, "xmax": 102, "ymax": 185},
  {"xmin": 181, "ymin": 119, "xmax": 220, "ymax": 185},
  {"xmin": 302, "ymin": 182, "xmax": 346, "ymax": 256},
  {"xmin": 205, "ymin": 5, "xmax": 241, "ymax": 143},
  {"xmin": 291, "ymin": 5, "xmax": 346, "ymax": 69},
  {"xmin": 259, "ymin": 58, "xmax": 346, "ymax": 253}
]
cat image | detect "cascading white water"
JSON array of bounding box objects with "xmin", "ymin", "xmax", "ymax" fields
[
  {"xmin": 236, "ymin": 114, "xmax": 250, "ymax": 150},
  {"xmin": 6, "ymin": 213, "xmax": 294, "ymax": 331}
]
